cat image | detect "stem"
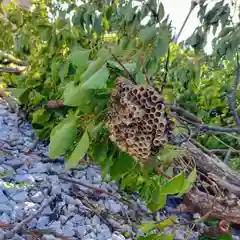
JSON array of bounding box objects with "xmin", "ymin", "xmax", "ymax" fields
[
  {"xmin": 173, "ymin": 1, "xmax": 198, "ymax": 43},
  {"xmin": 228, "ymin": 53, "xmax": 240, "ymax": 126}
]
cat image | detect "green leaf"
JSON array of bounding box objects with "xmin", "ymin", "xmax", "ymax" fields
[
  {"xmin": 97, "ymin": 48, "xmax": 112, "ymax": 61},
  {"xmin": 88, "ymin": 121, "xmax": 105, "ymax": 139},
  {"xmin": 139, "ymin": 26, "xmax": 158, "ymax": 43},
  {"xmin": 67, "ymin": 131, "xmax": 89, "ymax": 169},
  {"xmin": 63, "ymin": 82, "xmax": 93, "ymax": 107},
  {"xmin": 108, "ymin": 60, "xmax": 136, "ymax": 73},
  {"xmin": 49, "ymin": 118, "xmax": 77, "ymax": 158},
  {"xmin": 31, "ymin": 91, "xmax": 44, "ymax": 105},
  {"xmin": 158, "ymin": 3, "xmax": 165, "ymax": 21},
  {"xmin": 120, "ymin": 171, "xmax": 138, "ymax": 189},
  {"xmin": 147, "ymin": 194, "xmax": 167, "ymax": 211},
  {"xmin": 59, "ymin": 61, "xmax": 70, "ymax": 82},
  {"xmin": 146, "ymin": 58, "xmax": 158, "ymax": 77},
  {"xmin": 138, "ymin": 221, "xmax": 157, "ymax": 233},
  {"xmin": 161, "ymin": 171, "xmax": 185, "ymax": 194},
  {"xmin": 156, "ymin": 37, "xmax": 169, "ymax": 59},
  {"xmin": 119, "ymin": 36, "xmax": 129, "ymax": 50},
  {"xmin": 13, "ymin": 88, "xmax": 29, "ymax": 104},
  {"xmin": 81, "ymin": 58, "xmax": 106, "ymax": 83},
  {"xmin": 80, "ymin": 64, "xmax": 109, "ymax": 89},
  {"xmin": 136, "ymin": 71, "xmax": 146, "ymax": 84},
  {"xmin": 157, "ymin": 216, "xmax": 177, "ymax": 230},
  {"xmin": 110, "ymin": 152, "xmax": 135, "ymax": 180},
  {"xmin": 32, "ymin": 108, "xmax": 51, "ymax": 124},
  {"xmin": 69, "ymin": 47, "xmax": 90, "ymax": 69},
  {"xmin": 179, "ymin": 168, "xmax": 197, "ymax": 195}
]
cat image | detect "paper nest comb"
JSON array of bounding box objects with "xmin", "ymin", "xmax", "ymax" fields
[{"xmin": 107, "ymin": 77, "xmax": 174, "ymax": 161}]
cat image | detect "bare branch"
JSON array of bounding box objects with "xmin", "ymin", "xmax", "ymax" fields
[
  {"xmin": 109, "ymin": 50, "xmax": 136, "ymax": 84},
  {"xmin": 0, "ymin": 67, "xmax": 23, "ymax": 74},
  {"xmin": 160, "ymin": 47, "xmax": 170, "ymax": 93},
  {"xmin": 173, "ymin": 1, "xmax": 198, "ymax": 43},
  {"xmin": 228, "ymin": 53, "xmax": 240, "ymax": 126},
  {"xmin": 200, "ymin": 124, "xmax": 240, "ymax": 133},
  {"xmin": 0, "ymin": 51, "xmax": 27, "ymax": 66},
  {"xmin": 161, "ymin": 1, "xmax": 197, "ymax": 93}
]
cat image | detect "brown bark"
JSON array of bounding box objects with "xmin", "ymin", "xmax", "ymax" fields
[
  {"xmin": 183, "ymin": 189, "xmax": 240, "ymax": 224},
  {"xmin": 181, "ymin": 141, "xmax": 240, "ymax": 187}
]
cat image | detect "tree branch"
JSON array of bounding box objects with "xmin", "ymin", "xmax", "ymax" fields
[
  {"xmin": 0, "ymin": 67, "xmax": 23, "ymax": 74},
  {"xmin": 161, "ymin": 47, "xmax": 170, "ymax": 93},
  {"xmin": 173, "ymin": 1, "xmax": 198, "ymax": 43},
  {"xmin": 109, "ymin": 50, "xmax": 136, "ymax": 84},
  {"xmin": 0, "ymin": 51, "xmax": 27, "ymax": 66},
  {"xmin": 161, "ymin": 1, "xmax": 198, "ymax": 93},
  {"xmin": 228, "ymin": 53, "xmax": 240, "ymax": 126}
]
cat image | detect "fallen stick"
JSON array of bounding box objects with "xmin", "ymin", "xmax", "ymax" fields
[
  {"xmin": 3, "ymin": 196, "xmax": 56, "ymax": 239},
  {"xmin": 58, "ymin": 174, "xmax": 132, "ymax": 206}
]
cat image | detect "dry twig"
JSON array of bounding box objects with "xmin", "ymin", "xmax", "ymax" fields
[{"xmin": 3, "ymin": 196, "xmax": 56, "ymax": 239}]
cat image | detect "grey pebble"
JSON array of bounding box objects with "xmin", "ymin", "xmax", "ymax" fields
[
  {"xmin": 76, "ymin": 226, "xmax": 87, "ymax": 238},
  {"xmin": 0, "ymin": 189, "xmax": 9, "ymax": 204},
  {"xmin": 62, "ymin": 225, "xmax": 75, "ymax": 237},
  {"xmin": 0, "ymin": 203, "xmax": 12, "ymax": 214},
  {"xmin": 0, "ymin": 212, "xmax": 11, "ymax": 223},
  {"xmin": 4, "ymin": 158, "xmax": 24, "ymax": 169},
  {"xmin": 49, "ymin": 221, "xmax": 62, "ymax": 233},
  {"xmin": 26, "ymin": 218, "xmax": 37, "ymax": 228},
  {"xmin": 11, "ymin": 205, "xmax": 24, "ymax": 221},
  {"xmin": 36, "ymin": 216, "xmax": 50, "ymax": 228},
  {"xmin": 10, "ymin": 191, "xmax": 28, "ymax": 202},
  {"xmin": 30, "ymin": 191, "xmax": 44, "ymax": 203}
]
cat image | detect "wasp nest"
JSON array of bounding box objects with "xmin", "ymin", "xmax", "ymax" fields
[{"xmin": 107, "ymin": 77, "xmax": 174, "ymax": 161}]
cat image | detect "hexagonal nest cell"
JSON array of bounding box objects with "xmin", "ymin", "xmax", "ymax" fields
[{"xmin": 107, "ymin": 77, "xmax": 174, "ymax": 161}]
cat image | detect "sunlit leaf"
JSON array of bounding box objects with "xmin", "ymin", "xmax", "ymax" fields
[
  {"xmin": 69, "ymin": 47, "xmax": 90, "ymax": 69},
  {"xmin": 49, "ymin": 118, "xmax": 77, "ymax": 158},
  {"xmin": 80, "ymin": 64, "xmax": 109, "ymax": 89},
  {"xmin": 63, "ymin": 82, "xmax": 93, "ymax": 107},
  {"xmin": 138, "ymin": 221, "xmax": 157, "ymax": 233},
  {"xmin": 157, "ymin": 216, "xmax": 177, "ymax": 230},
  {"xmin": 161, "ymin": 172, "xmax": 185, "ymax": 194},
  {"xmin": 179, "ymin": 167, "xmax": 197, "ymax": 195},
  {"xmin": 81, "ymin": 58, "xmax": 106, "ymax": 83},
  {"xmin": 147, "ymin": 194, "xmax": 167, "ymax": 212},
  {"xmin": 32, "ymin": 108, "xmax": 51, "ymax": 124},
  {"xmin": 67, "ymin": 131, "xmax": 89, "ymax": 169}
]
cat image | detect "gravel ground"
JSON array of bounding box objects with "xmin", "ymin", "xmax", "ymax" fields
[{"xmin": 0, "ymin": 100, "xmax": 238, "ymax": 240}]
